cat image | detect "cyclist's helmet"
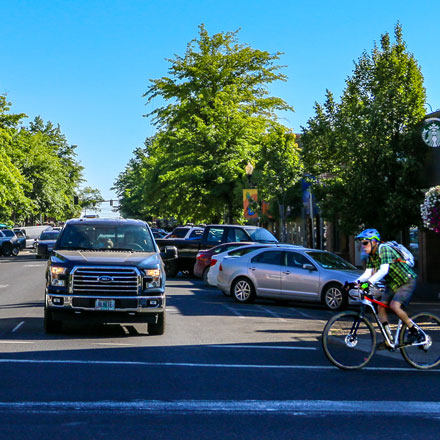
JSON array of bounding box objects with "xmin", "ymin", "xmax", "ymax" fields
[{"xmin": 355, "ymin": 228, "xmax": 381, "ymax": 241}]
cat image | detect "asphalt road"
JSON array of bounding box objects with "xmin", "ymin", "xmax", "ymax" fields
[{"xmin": 1, "ymin": 252, "xmax": 440, "ymax": 439}]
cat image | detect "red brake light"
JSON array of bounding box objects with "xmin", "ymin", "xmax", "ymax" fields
[
  {"xmin": 219, "ymin": 263, "xmax": 223, "ymax": 271},
  {"xmin": 210, "ymin": 259, "xmax": 217, "ymax": 267}
]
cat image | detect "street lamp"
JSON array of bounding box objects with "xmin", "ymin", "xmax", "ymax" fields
[{"xmin": 245, "ymin": 162, "xmax": 254, "ymax": 187}]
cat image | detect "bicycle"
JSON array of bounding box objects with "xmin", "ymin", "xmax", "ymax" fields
[{"xmin": 322, "ymin": 282, "xmax": 440, "ymax": 370}]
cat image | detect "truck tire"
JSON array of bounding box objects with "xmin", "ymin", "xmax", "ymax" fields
[
  {"xmin": 148, "ymin": 312, "xmax": 165, "ymax": 335},
  {"xmin": 2, "ymin": 243, "xmax": 12, "ymax": 256},
  {"xmin": 44, "ymin": 308, "xmax": 62, "ymax": 333},
  {"xmin": 11, "ymin": 246, "xmax": 19, "ymax": 256}
]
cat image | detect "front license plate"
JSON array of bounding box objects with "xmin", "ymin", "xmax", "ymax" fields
[{"xmin": 95, "ymin": 299, "xmax": 115, "ymax": 311}]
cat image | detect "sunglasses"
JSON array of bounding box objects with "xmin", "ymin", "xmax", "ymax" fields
[{"xmin": 361, "ymin": 240, "xmax": 371, "ymax": 246}]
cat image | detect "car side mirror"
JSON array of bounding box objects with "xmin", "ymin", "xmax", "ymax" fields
[
  {"xmin": 303, "ymin": 263, "xmax": 317, "ymax": 271},
  {"xmin": 161, "ymin": 246, "xmax": 178, "ymax": 261}
]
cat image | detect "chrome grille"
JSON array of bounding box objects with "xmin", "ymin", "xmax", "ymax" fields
[{"xmin": 71, "ymin": 266, "xmax": 140, "ymax": 296}]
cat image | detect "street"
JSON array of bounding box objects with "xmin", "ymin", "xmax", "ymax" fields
[{"xmin": 1, "ymin": 253, "xmax": 440, "ymax": 439}]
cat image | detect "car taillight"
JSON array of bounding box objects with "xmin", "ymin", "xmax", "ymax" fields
[
  {"xmin": 210, "ymin": 259, "xmax": 217, "ymax": 267},
  {"xmin": 219, "ymin": 263, "xmax": 223, "ymax": 271},
  {"xmin": 196, "ymin": 253, "xmax": 209, "ymax": 261}
]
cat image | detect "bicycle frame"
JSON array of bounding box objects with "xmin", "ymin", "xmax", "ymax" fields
[{"xmin": 353, "ymin": 287, "xmax": 427, "ymax": 351}]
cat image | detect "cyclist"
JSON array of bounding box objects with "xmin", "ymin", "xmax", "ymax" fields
[{"xmin": 355, "ymin": 228, "xmax": 419, "ymax": 348}]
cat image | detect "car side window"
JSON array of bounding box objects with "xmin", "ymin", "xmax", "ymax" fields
[
  {"xmin": 251, "ymin": 250, "xmax": 282, "ymax": 266},
  {"xmin": 285, "ymin": 251, "xmax": 312, "ymax": 269},
  {"xmin": 227, "ymin": 228, "xmax": 249, "ymax": 242},
  {"xmin": 206, "ymin": 228, "xmax": 224, "ymax": 245}
]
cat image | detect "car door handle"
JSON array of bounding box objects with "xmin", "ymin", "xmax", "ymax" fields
[
  {"xmin": 282, "ymin": 270, "xmax": 291, "ymax": 275},
  {"xmin": 249, "ymin": 267, "xmax": 256, "ymax": 271}
]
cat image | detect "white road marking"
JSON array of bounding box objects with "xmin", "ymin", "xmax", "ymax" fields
[
  {"xmin": 0, "ymin": 285, "xmax": 9, "ymax": 289},
  {"xmin": 288, "ymin": 307, "xmax": 313, "ymax": 318},
  {"xmin": 23, "ymin": 264, "xmax": 45, "ymax": 267},
  {"xmin": 223, "ymin": 304, "xmax": 245, "ymax": 318},
  {"xmin": 92, "ymin": 343, "xmax": 135, "ymax": 346},
  {"xmin": 0, "ymin": 341, "xmax": 34, "ymax": 344},
  {"xmin": 0, "ymin": 358, "xmax": 437, "ymax": 372},
  {"xmin": 208, "ymin": 344, "xmax": 316, "ymax": 351},
  {"xmin": 0, "ymin": 400, "xmax": 440, "ymax": 416},
  {"xmin": 11, "ymin": 321, "xmax": 24, "ymax": 332},
  {"xmin": 256, "ymin": 305, "xmax": 287, "ymax": 322}
]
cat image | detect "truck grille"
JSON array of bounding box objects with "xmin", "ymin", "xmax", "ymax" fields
[{"xmin": 71, "ymin": 266, "xmax": 140, "ymax": 297}]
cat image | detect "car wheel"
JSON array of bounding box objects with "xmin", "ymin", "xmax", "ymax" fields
[
  {"xmin": 44, "ymin": 308, "xmax": 62, "ymax": 333},
  {"xmin": 148, "ymin": 312, "xmax": 165, "ymax": 335},
  {"xmin": 202, "ymin": 267, "xmax": 209, "ymax": 283},
  {"xmin": 11, "ymin": 247, "xmax": 19, "ymax": 256},
  {"xmin": 232, "ymin": 277, "xmax": 256, "ymax": 304},
  {"xmin": 322, "ymin": 283, "xmax": 347, "ymax": 311}
]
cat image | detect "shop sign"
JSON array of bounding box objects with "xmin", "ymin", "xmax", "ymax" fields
[{"xmin": 422, "ymin": 118, "xmax": 440, "ymax": 148}]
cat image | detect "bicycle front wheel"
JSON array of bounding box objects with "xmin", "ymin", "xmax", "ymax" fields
[
  {"xmin": 400, "ymin": 313, "xmax": 440, "ymax": 370},
  {"xmin": 322, "ymin": 311, "xmax": 376, "ymax": 370}
]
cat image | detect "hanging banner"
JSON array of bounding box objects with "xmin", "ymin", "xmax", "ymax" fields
[{"xmin": 243, "ymin": 189, "xmax": 258, "ymax": 219}]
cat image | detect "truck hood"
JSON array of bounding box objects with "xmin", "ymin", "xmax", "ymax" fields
[{"xmin": 52, "ymin": 250, "xmax": 161, "ymax": 267}]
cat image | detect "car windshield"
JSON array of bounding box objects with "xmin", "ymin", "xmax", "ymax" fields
[
  {"xmin": 1, "ymin": 229, "xmax": 14, "ymax": 237},
  {"xmin": 306, "ymin": 251, "xmax": 357, "ymax": 270},
  {"xmin": 40, "ymin": 231, "xmax": 60, "ymax": 240},
  {"xmin": 244, "ymin": 228, "xmax": 278, "ymax": 243},
  {"xmin": 56, "ymin": 224, "xmax": 155, "ymax": 252}
]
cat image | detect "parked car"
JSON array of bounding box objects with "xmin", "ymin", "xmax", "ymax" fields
[
  {"xmin": 207, "ymin": 243, "xmax": 278, "ymax": 287},
  {"xmin": 151, "ymin": 228, "xmax": 168, "ymax": 239},
  {"xmin": 194, "ymin": 241, "xmax": 255, "ymax": 281},
  {"xmin": 217, "ymin": 246, "xmax": 362, "ymax": 311},
  {"xmin": 156, "ymin": 224, "xmax": 278, "ymax": 277},
  {"xmin": 36, "ymin": 230, "xmax": 61, "ymax": 258},
  {"xmin": 164, "ymin": 226, "xmax": 204, "ymax": 240},
  {"xmin": 13, "ymin": 228, "xmax": 27, "ymax": 250},
  {"xmin": 0, "ymin": 229, "xmax": 20, "ymax": 256}
]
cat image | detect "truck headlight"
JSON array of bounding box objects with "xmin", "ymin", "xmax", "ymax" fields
[
  {"xmin": 143, "ymin": 268, "xmax": 161, "ymax": 288},
  {"xmin": 50, "ymin": 266, "xmax": 67, "ymax": 286}
]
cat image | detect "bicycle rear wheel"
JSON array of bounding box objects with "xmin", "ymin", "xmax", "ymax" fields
[
  {"xmin": 322, "ymin": 311, "xmax": 376, "ymax": 370},
  {"xmin": 400, "ymin": 313, "xmax": 440, "ymax": 369}
]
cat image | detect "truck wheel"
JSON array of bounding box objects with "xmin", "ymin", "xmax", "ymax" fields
[
  {"xmin": 148, "ymin": 312, "xmax": 165, "ymax": 335},
  {"xmin": 11, "ymin": 246, "xmax": 19, "ymax": 256},
  {"xmin": 44, "ymin": 308, "xmax": 62, "ymax": 333},
  {"xmin": 2, "ymin": 243, "xmax": 12, "ymax": 256},
  {"xmin": 165, "ymin": 260, "xmax": 178, "ymax": 277}
]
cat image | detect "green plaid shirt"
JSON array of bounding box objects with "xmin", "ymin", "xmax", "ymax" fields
[{"xmin": 366, "ymin": 244, "xmax": 417, "ymax": 293}]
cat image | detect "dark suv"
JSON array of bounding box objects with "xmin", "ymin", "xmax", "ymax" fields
[
  {"xmin": 0, "ymin": 229, "xmax": 20, "ymax": 256},
  {"xmin": 44, "ymin": 218, "xmax": 177, "ymax": 334}
]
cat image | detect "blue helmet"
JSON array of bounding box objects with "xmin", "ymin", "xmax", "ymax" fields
[{"xmin": 355, "ymin": 228, "xmax": 381, "ymax": 241}]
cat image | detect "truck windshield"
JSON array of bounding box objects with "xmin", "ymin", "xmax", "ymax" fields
[
  {"xmin": 56, "ymin": 224, "xmax": 155, "ymax": 252},
  {"xmin": 244, "ymin": 227, "xmax": 278, "ymax": 243}
]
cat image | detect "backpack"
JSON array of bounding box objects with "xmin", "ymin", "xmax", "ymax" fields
[{"xmin": 379, "ymin": 241, "xmax": 415, "ymax": 267}]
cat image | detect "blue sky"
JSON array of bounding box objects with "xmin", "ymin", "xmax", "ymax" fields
[{"xmin": 1, "ymin": 1, "xmax": 439, "ymax": 217}]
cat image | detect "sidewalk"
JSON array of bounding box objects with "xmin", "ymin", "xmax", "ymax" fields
[{"xmin": 414, "ymin": 282, "xmax": 440, "ymax": 302}]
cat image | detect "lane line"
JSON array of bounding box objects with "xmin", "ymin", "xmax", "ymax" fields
[
  {"xmin": 0, "ymin": 400, "xmax": 440, "ymax": 415},
  {"xmin": 92, "ymin": 343, "xmax": 135, "ymax": 346},
  {"xmin": 11, "ymin": 321, "xmax": 24, "ymax": 333},
  {"xmin": 256, "ymin": 305, "xmax": 287, "ymax": 322},
  {"xmin": 223, "ymin": 304, "xmax": 245, "ymax": 318},
  {"xmin": 288, "ymin": 307, "xmax": 313, "ymax": 319},
  {"xmin": 0, "ymin": 285, "xmax": 9, "ymax": 288},
  {"xmin": 208, "ymin": 344, "xmax": 317, "ymax": 351},
  {"xmin": 0, "ymin": 341, "xmax": 35, "ymax": 344},
  {"xmin": 0, "ymin": 358, "xmax": 437, "ymax": 372}
]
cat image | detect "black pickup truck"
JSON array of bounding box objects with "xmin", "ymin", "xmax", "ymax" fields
[
  {"xmin": 44, "ymin": 218, "xmax": 177, "ymax": 335},
  {"xmin": 155, "ymin": 224, "xmax": 278, "ymax": 277}
]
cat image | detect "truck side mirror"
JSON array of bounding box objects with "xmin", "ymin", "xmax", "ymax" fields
[{"xmin": 161, "ymin": 246, "xmax": 178, "ymax": 261}]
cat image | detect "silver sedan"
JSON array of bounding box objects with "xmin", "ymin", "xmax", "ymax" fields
[{"xmin": 217, "ymin": 246, "xmax": 362, "ymax": 311}]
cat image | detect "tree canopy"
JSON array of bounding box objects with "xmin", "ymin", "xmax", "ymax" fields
[{"xmin": 301, "ymin": 23, "xmax": 426, "ymax": 238}]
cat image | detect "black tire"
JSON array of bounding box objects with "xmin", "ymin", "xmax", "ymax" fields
[
  {"xmin": 400, "ymin": 313, "xmax": 440, "ymax": 370},
  {"xmin": 322, "ymin": 311, "xmax": 376, "ymax": 370},
  {"xmin": 148, "ymin": 312, "xmax": 165, "ymax": 335},
  {"xmin": 165, "ymin": 260, "xmax": 178, "ymax": 277},
  {"xmin": 202, "ymin": 267, "xmax": 209, "ymax": 283},
  {"xmin": 44, "ymin": 308, "xmax": 62, "ymax": 334},
  {"xmin": 231, "ymin": 277, "xmax": 256, "ymax": 304},
  {"xmin": 11, "ymin": 246, "xmax": 19, "ymax": 256},
  {"xmin": 2, "ymin": 243, "xmax": 12, "ymax": 257},
  {"xmin": 322, "ymin": 283, "xmax": 348, "ymax": 311}
]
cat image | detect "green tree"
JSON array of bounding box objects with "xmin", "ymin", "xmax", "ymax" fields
[
  {"xmin": 254, "ymin": 124, "xmax": 303, "ymax": 240},
  {"xmin": 79, "ymin": 186, "xmax": 104, "ymax": 214},
  {"xmin": 139, "ymin": 24, "xmax": 292, "ymax": 223},
  {"xmin": 301, "ymin": 23, "xmax": 426, "ymax": 238}
]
